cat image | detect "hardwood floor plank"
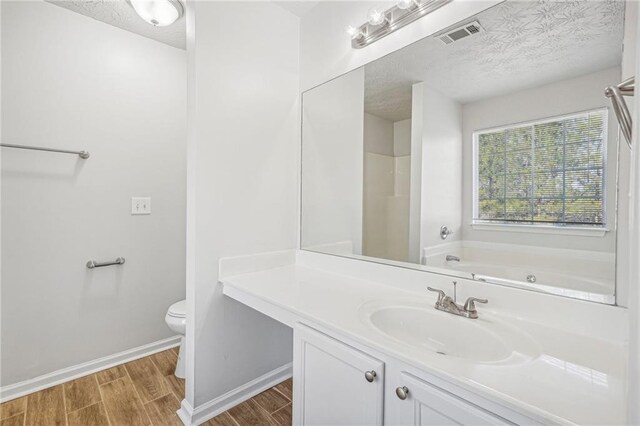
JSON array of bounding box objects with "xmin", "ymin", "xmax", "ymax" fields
[
  {"xmin": 95, "ymin": 365, "xmax": 128, "ymax": 385},
  {"xmin": 67, "ymin": 402, "xmax": 110, "ymax": 426},
  {"xmin": 271, "ymin": 403, "xmax": 292, "ymax": 426},
  {"xmin": 11, "ymin": 351, "xmax": 293, "ymax": 426},
  {"xmin": 204, "ymin": 412, "xmax": 238, "ymax": 426},
  {"xmin": 64, "ymin": 375, "xmax": 102, "ymax": 412},
  {"xmin": 164, "ymin": 374, "xmax": 185, "ymax": 401},
  {"xmin": 144, "ymin": 394, "xmax": 182, "ymax": 426},
  {"xmin": 24, "ymin": 385, "xmax": 66, "ymax": 426},
  {"xmin": 228, "ymin": 399, "xmax": 278, "ymax": 426},
  {"xmin": 0, "ymin": 397, "xmax": 27, "ymax": 420},
  {"xmin": 100, "ymin": 377, "xmax": 150, "ymax": 426},
  {"xmin": 150, "ymin": 350, "xmax": 178, "ymax": 377},
  {"xmin": 124, "ymin": 357, "xmax": 168, "ymax": 403},
  {"xmin": 274, "ymin": 378, "xmax": 292, "ymax": 401},
  {"xmin": 0, "ymin": 413, "xmax": 25, "ymax": 426},
  {"xmin": 252, "ymin": 387, "xmax": 290, "ymax": 414}
]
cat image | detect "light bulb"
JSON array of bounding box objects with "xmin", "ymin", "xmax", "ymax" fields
[
  {"xmin": 129, "ymin": 0, "xmax": 183, "ymax": 27},
  {"xmin": 346, "ymin": 25, "xmax": 364, "ymax": 39},
  {"xmin": 367, "ymin": 7, "xmax": 387, "ymax": 26},
  {"xmin": 397, "ymin": 0, "xmax": 417, "ymax": 9}
]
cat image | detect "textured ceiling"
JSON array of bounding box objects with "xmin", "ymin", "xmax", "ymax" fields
[
  {"xmin": 48, "ymin": 0, "xmax": 186, "ymax": 49},
  {"xmin": 48, "ymin": 1, "xmax": 320, "ymax": 49},
  {"xmin": 364, "ymin": 0, "xmax": 625, "ymax": 122}
]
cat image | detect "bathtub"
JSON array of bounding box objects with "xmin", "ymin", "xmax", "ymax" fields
[{"xmin": 424, "ymin": 242, "xmax": 616, "ymax": 303}]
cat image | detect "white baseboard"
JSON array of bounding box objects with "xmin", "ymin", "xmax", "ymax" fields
[
  {"xmin": 0, "ymin": 335, "xmax": 181, "ymax": 403},
  {"xmin": 177, "ymin": 362, "xmax": 292, "ymax": 426}
]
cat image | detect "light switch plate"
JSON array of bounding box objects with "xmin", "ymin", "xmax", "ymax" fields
[{"xmin": 131, "ymin": 197, "xmax": 151, "ymax": 215}]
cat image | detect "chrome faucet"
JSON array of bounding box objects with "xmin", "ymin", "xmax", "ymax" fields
[
  {"xmin": 427, "ymin": 285, "xmax": 488, "ymax": 319},
  {"xmin": 445, "ymin": 255, "xmax": 460, "ymax": 262}
]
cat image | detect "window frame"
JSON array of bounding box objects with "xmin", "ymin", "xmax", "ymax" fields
[{"xmin": 471, "ymin": 108, "xmax": 609, "ymax": 234}]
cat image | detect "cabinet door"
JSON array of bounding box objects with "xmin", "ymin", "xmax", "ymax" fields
[
  {"xmin": 388, "ymin": 372, "xmax": 513, "ymax": 426},
  {"xmin": 293, "ymin": 324, "xmax": 384, "ymax": 426}
]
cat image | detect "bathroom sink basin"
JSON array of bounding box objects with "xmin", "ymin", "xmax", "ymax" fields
[{"xmin": 360, "ymin": 302, "xmax": 539, "ymax": 364}]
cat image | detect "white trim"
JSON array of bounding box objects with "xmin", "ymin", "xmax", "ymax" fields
[
  {"xmin": 473, "ymin": 107, "xmax": 610, "ymax": 135},
  {"xmin": 177, "ymin": 399, "xmax": 195, "ymax": 426},
  {"xmin": 219, "ymin": 249, "xmax": 296, "ymax": 280},
  {"xmin": 470, "ymin": 223, "xmax": 609, "ymax": 237},
  {"xmin": 176, "ymin": 363, "xmax": 292, "ymax": 426},
  {"xmin": 0, "ymin": 335, "xmax": 181, "ymax": 403},
  {"xmin": 303, "ymin": 240, "xmax": 354, "ymax": 256}
]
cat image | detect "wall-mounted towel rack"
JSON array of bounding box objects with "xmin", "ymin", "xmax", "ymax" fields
[
  {"xmin": 86, "ymin": 257, "xmax": 125, "ymax": 269},
  {"xmin": 0, "ymin": 143, "xmax": 90, "ymax": 159},
  {"xmin": 605, "ymin": 77, "xmax": 635, "ymax": 149}
]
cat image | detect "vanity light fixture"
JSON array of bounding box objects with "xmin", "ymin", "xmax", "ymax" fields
[
  {"xmin": 348, "ymin": 0, "xmax": 452, "ymax": 49},
  {"xmin": 367, "ymin": 6, "xmax": 388, "ymax": 26},
  {"xmin": 129, "ymin": 0, "xmax": 184, "ymax": 27},
  {"xmin": 346, "ymin": 25, "xmax": 364, "ymax": 38},
  {"xmin": 397, "ymin": 0, "xmax": 418, "ymax": 10}
]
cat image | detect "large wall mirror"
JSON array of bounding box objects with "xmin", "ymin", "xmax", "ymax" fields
[{"xmin": 301, "ymin": 0, "xmax": 629, "ymax": 304}]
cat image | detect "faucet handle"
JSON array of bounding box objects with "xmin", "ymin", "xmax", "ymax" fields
[
  {"xmin": 427, "ymin": 287, "xmax": 446, "ymax": 304},
  {"xmin": 463, "ymin": 297, "xmax": 488, "ymax": 313}
]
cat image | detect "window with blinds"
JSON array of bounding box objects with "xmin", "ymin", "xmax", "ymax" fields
[{"xmin": 473, "ymin": 109, "xmax": 607, "ymax": 227}]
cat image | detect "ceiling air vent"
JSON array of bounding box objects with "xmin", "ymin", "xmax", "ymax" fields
[{"xmin": 438, "ymin": 20, "xmax": 484, "ymax": 45}]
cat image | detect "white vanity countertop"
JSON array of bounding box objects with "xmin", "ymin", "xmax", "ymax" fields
[{"xmin": 221, "ymin": 264, "xmax": 627, "ymax": 426}]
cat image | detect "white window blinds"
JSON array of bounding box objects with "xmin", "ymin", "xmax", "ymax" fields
[{"xmin": 474, "ymin": 109, "xmax": 607, "ymax": 226}]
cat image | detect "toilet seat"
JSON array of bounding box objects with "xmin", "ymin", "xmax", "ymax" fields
[{"xmin": 167, "ymin": 300, "xmax": 186, "ymax": 318}]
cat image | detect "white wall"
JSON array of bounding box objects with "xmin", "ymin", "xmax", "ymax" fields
[
  {"xmin": 186, "ymin": 0, "xmax": 299, "ymax": 409},
  {"xmin": 624, "ymin": 2, "xmax": 639, "ymax": 421},
  {"xmin": 1, "ymin": 1, "xmax": 186, "ymax": 386},
  {"xmin": 617, "ymin": 0, "xmax": 637, "ymax": 309},
  {"xmin": 623, "ymin": 0, "xmax": 638, "ymax": 81},
  {"xmin": 420, "ymin": 85, "xmax": 462, "ymax": 253},
  {"xmin": 409, "ymin": 84, "xmax": 424, "ymax": 263},
  {"xmin": 461, "ymin": 67, "xmax": 622, "ymax": 253},
  {"xmin": 364, "ymin": 113, "xmax": 393, "ymax": 155},
  {"xmin": 394, "ymin": 119, "xmax": 411, "ymax": 157},
  {"xmin": 301, "ymin": 68, "xmax": 364, "ymax": 253}
]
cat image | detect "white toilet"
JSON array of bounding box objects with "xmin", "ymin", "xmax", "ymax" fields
[{"xmin": 165, "ymin": 300, "xmax": 186, "ymax": 379}]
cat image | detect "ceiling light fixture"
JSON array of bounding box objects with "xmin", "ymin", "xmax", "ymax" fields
[
  {"xmin": 129, "ymin": 0, "xmax": 184, "ymax": 27},
  {"xmin": 349, "ymin": 0, "xmax": 452, "ymax": 49}
]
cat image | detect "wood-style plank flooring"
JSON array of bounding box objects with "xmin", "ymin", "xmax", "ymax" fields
[
  {"xmin": 0, "ymin": 348, "xmax": 293, "ymax": 426},
  {"xmin": 206, "ymin": 378, "xmax": 292, "ymax": 426}
]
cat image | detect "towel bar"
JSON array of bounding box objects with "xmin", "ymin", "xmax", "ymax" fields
[{"xmin": 86, "ymin": 257, "xmax": 125, "ymax": 269}]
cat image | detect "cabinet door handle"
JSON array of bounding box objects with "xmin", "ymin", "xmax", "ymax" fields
[
  {"xmin": 364, "ymin": 370, "xmax": 377, "ymax": 382},
  {"xmin": 396, "ymin": 386, "xmax": 409, "ymax": 400}
]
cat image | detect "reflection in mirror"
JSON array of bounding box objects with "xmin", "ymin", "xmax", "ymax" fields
[{"xmin": 301, "ymin": 0, "xmax": 627, "ymax": 304}]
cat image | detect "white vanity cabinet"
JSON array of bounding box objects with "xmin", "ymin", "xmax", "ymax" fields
[
  {"xmin": 385, "ymin": 371, "xmax": 513, "ymax": 426},
  {"xmin": 293, "ymin": 324, "xmax": 385, "ymax": 425},
  {"xmin": 293, "ymin": 323, "xmax": 533, "ymax": 426}
]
